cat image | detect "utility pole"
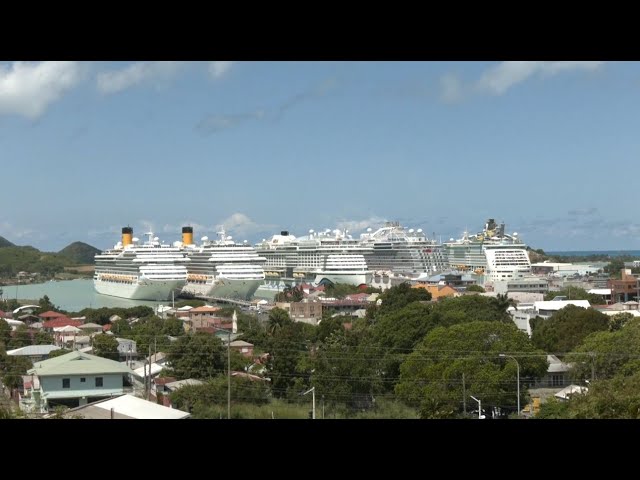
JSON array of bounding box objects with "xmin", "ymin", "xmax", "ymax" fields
[
  {"xmin": 462, "ymin": 373, "xmax": 467, "ymax": 415},
  {"xmin": 591, "ymin": 352, "xmax": 596, "ymax": 382},
  {"xmin": 147, "ymin": 344, "xmax": 151, "ymax": 401},
  {"xmin": 227, "ymin": 329, "xmax": 231, "ymax": 420}
]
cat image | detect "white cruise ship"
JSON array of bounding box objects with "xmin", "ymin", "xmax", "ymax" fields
[
  {"xmin": 256, "ymin": 229, "xmax": 373, "ymax": 288},
  {"xmin": 179, "ymin": 226, "xmax": 266, "ymax": 301},
  {"xmin": 94, "ymin": 227, "xmax": 189, "ymax": 300},
  {"xmin": 358, "ymin": 221, "xmax": 448, "ymax": 277},
  {"xmin": 444, "ymin": 218, "xmax": 531, "ymax": 281}
]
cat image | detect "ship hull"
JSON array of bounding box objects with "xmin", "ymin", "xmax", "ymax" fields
[
  {"xmin": 313, "ymin": 272, "xmax": 372, "ymax": 286},
  {"xmin": 182, "ymin": 278, "xmax": 263, "ymax": 301},
  {"xmin": 94, "ymin": 279, "xmax": 186, "ymax": 301}
]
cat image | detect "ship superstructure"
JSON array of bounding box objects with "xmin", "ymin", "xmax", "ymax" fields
[{"xmin": 94, "ymin": 227, "xmax": 189, "ymax": 300}]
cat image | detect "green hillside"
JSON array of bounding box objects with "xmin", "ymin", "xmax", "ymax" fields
[
  {"xmin": 0, "ymin": 236, "xmax": 15, "ymax": 248},
  {"xmin": 58, "ymin": 241, "xmax": 101, "ymax": 264},
  {"xmin": 0, "ymin": 246, "xmax": 73, "ymax": 277}
]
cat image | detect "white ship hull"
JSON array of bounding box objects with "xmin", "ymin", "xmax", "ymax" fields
[
  {"xmin": 94, "ymin": 278, "xmax": 186, "ymax": 301},
  {"xmin": 182, "ymin": 278, "xmax": 263, "ymax": 301},
  {"xmin": 313, "ymin": 272, "xmax": 372, "ymax": 286}
]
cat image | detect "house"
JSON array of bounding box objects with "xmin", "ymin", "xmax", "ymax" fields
[
  {"xmin": 23, "ymin": 351, "xmax": 134, "ymax": 413},
  {"xmin": 42, "ymin": 317, "xmax": 83, "ymax": 332},
  {"xmin": 412, "ymin": 284, "xmax": 458, "ymax": 300},
  {"xmin": 6, "ymin": 345, "xmax": 61, "ymax": 362},
  {"xmin": 78, "ymin": 322, "xmax": 104, "ymax": 334},
  {"xmin": 65, "ymin": 394, "xmax": 190, "ymax": 419},
  {"xmin": 555, "ymin": 384, "xmax": 588, "ymax": 401},
  {"xmin": 38, "ymin": 311, "xmax": 68, "ymax": 322},
  {"xmin": 188, "ymin": 306, "xmax": 221, "ymax": 320},
  {"xmin": 116, "ymin": 338, "xmax": 137, "ymax": 360},
  {"xmin": 230, "ymin": 340, "xmax": 254, "ymax": 358},
  {"xmin": 534, "ymin": 355, "xmax": 571, "ymax": 388},
  {"xmin": 289, "ymin": 299, "xmax": 322, "ymax": 324}
]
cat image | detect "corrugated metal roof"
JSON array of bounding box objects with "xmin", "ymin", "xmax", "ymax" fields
[
  {"xmin": 7, "ymin": 345, "xmax": 61, "ymax": 356},
  {"xmin": 28, "ymin": 351, "xmax": 134, "ymax": 376},
  {"xmin": 166, "ymin": 379, "xmax": 203, "ymax": 391},
  {"xmin": 230, "ymin": 340, "xmax": 254, "ymax": 347},
  {"xmin": 93, "ymin": 394, "xmax": 190, "ymax": 419}
]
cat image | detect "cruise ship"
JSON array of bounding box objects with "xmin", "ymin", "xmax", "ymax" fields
[
  {"xmin": 94, "ymin": 227, "xmax": 189, "ymax": 300},
  {"xmin": 256, "ymin": 229, "xmax": 373, "ymax": 288},
  {"xmin": 179, "ymin": 227, "xmax": 266, "ymax": 301},
  {"xmin": 358, "ymin": 221, "xmax": 448, "ymax": 277},
  {"xmin": 444, "ymin": 218, "xmax": 531, "ymax": 281}
]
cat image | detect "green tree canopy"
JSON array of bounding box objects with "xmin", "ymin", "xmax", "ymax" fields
[
  {"xmin": 91, "ymin": 334, "xmax": 120, "ymax": 361},
  {"xmin": 543, "ymin": 286, "xmax": 604, "ymax": 304},
  {"xmin": 167, "ymin": 333, "xmax": 226, "ymax": 380},
  {"xmin": 48, "ymin": 348, "xmax": 71, "ymax": 358},
  {"xmin": 530, "ymin": 305, "xmax": 610, "ymax": 354},
  {"xmin": 0, "ymin": 319, "xmax": 11, "ymax": 348},
  {"xmin": 9, "ymin": 324, "xmax": 32, "ymax": 349},
  {"xmin": 567, "ymin": 318, "xmax": 640, "ymax": 382},
  {"xmin": 430, "ymin": 294, "xmax": 512, "ymax": 325},
  {"xmin": 266, "ymin": 307, "xmax": 292, "ymax": 336},
  {"xmin": 466, "ymin": 284, "xmax": 485, "ymax": 293},
  {"xmin": 376, "ymin": 283, "xmax": 431, "ymax": 315},
  {"xmin": 396, "ymin": 321, "xmax": 548, "ymax": 419}
]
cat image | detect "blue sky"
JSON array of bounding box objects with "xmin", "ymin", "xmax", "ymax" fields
[{"xmin": 0, "ymin": 60, "xmax": 636, "ymax": 252}]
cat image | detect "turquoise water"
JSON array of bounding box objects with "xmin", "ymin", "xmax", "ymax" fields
[{"xmin": 0, "ymin": 279, "xmax": 164, "ymax": 313}]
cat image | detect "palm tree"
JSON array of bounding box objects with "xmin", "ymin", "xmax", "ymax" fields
[
  {"xmin": 267, "ymin": 307, "xmax": 291, "ymax": 336},
  {"xmin": 492, "ymin": 293, "xmax": 516, "ymax": 313}
]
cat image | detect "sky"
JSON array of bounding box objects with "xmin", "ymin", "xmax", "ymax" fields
[{"xmin": 0, "ymin": 60, "xmax": 637, "ymax": 252}]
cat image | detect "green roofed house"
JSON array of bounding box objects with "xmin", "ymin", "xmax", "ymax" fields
[{"xmin": 23, "ymin": 351, "xmax": 134, "ymax": 414}]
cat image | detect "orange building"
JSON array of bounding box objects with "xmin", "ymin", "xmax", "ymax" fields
[{"xmin": 412, "ymin": 284, "xmax": 458, "ymax": 301}]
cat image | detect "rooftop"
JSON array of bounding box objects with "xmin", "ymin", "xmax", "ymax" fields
[{"xmin": 28, "ymin": 351, "xmax": 134, "ymax": 377}]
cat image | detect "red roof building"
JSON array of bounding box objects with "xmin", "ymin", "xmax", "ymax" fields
[
  {"xmin": 38, "ymin": 311, "xmax": 67, "ymax": 320},
  {"xmin": 42, "ymin": 317, "xmax": 83, "ymax": 330}
]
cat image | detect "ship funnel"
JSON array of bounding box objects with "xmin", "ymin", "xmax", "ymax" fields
[
  {"xmin": 122, "ymin": 227, "xmax": 133, "ymax": 247},
  {"xmin": 182, "ymin": 226, "xmax": 194, "ymax": 245},
  {"xmin": 281, "ymin": 231, "xmax": 289, "ymax": 236}
]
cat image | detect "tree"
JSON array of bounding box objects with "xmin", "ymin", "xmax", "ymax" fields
[
  {"xmin": 547, "ymin": 371, "xmax": 640, "ymax": 419},
  {"xmin": 48, "ymin": 348, "xmax": 71, "ymax": 358},
  {"xmin": 0, "ymin": 319, "xmax": 11, "ymax": 348},
  {"xmin": 567, "ymin": 318, "xmax": 640, "ymax": 382},
  {"xmin": 2, "ymin": 355, "xmax": 32, "ymax": 390},
  {"xmin": 376, "ymin": 283, "xmax": 432, "ymax": 315},
  {"xmin": 266, "ymin": 307, "xmax": 292, "ymax": 336},
  {"xmin": 110, "ymin": 319, "xmax": 132, "ymax": 336},
  {"xmin": 9, "ymin": 324, "xmax": 32, "ymax": 349},
  {"xmin": 466, "ymin": 284, "xmax": 485, "ymax": 293},
  {"xmin": 543, "ymin": 286, "xmax": 604, "ymax": 304},
  {"xmin": 608, "ymin": 312, "xmax": 634, "ymax": 332},
  {"xmin": 34, "ymin": 330, "xmax": 54, "ymax": 345},
  {"xmin": 430, "ymin": 294, "xmax": 512, "ymax": 325},
  {"xmin": 266, "ymin": 321, "xmax": 310, "ymax": 399},
  {"xmin": 530, "ymin": 305, "xmax": 610, "ymax": 354},
  {"xmin": 91, "ymin": 334, "xmax": 120, "ymax": 360},
  {"xmin": 36, "ymin": 295, "xmax": 58, "ymax": 315},
  {"xmin": 162, "ymin": 317, "xmax": 184, "ymax": 336},
  {"xmin": 167, "ymin": 333, "xmax": 226, "ymax": 380},
  {"xmin": 396, "ymin": 321, "xmax": 548, "ymax": 419},
  {"xmin": 491, "ymin": 293, "xmax": 516, "ymax": 312}
]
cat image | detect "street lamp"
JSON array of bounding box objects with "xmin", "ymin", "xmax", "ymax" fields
[
  {"xmin": 499, "ymin": 353, "xmax": 520, "ymax": 416},
  {"xmin": 469, "ymin": 395, "xmax": 484, "ymax": 419},
  {"xmin": 303, "ymin": 386, "xmax": 315, "ymax": 419}
]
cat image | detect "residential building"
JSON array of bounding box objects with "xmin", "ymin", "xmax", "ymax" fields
[
  {"xmin": 6, "ymin": 345, "xmax": 61, "ymax": 362},
  {"xmin": 65, "ymin": 394, "xmax": 190, "ymax": 419},
  {"xmin": 608, "ymin": 269, "xmax": 640, "ymax": 303},
  {"xmin": 230, "ymin": 340, "xmax": 254, "ymax": 358},
  {"xmin": 412, "ymin": 284, "xmax": 458, "ymax": 300},
  {"xmin": 289, "ymin": 299, "xmax": 323, "ymax": 324},
  {"xmin": 23, "ymin": 351, "xmax": 134, "ymax": 413},
  {"xmin": 534, "ymin": 355, "xmax": 571, "ymax": 388}
]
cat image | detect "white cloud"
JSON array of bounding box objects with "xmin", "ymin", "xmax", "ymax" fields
[
  {"xmin": 0, "ymin": 221, "xmax": 36, "ymax": 241},
  {"xmin": 208, "ymin": 61, "xmax": 234, "ymax": 79},
  {"xmin": 218, "ymin": 213, "xmax": 276, "ymax": 239},
  {"xmin": 476, "ymin": 61, "xmax": 603, "ymax": 95},
  {"xmin": 96, "ymin": 61, "xmax": 183, "ymax": 94},
  {"xmin": 439, "ymin": 73, "xmax": 463, "ymax": 103},
  {"xmin": 0, "ymin": 61, "xmax": 81, "ymax": 118},
  {"xmin": 335, "ymin": 216, "xmax": 388, "ymax": 235}
]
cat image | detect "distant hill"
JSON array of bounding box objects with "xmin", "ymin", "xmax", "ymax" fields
[
  {"xmin": 0, "ymin": 235, "xmax": 15, "ymax": 248},
  {"xmin": 58, "ymin": 242, "xmax": 101, "ymax": 264}
]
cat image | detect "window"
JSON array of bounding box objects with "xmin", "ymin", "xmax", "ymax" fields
[
  {"xmin": 552, "ymin": 375, "xmax": 563, "ymax": 387},
  {"xmin": 80, "ymin": 377, "xmax": 86, "ymax": 383},
  {"xmin": 62, "ymin": 378, "xmax": 70, "ymax": 389},
  {"xmin": 95, "ymin": 377, "xmax": 104, "ymax": 387}
]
